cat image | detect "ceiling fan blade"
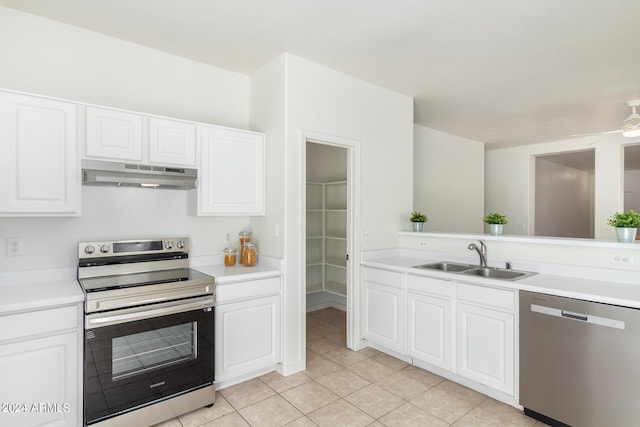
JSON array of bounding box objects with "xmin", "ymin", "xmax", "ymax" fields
[{"xmin": 570, "ymin": 129, "xmax": 622, "ymax": 137}]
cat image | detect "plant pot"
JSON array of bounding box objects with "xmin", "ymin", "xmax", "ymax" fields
[
  {"xmin": 412, "ymin": 222, "xmax": 424, "ymax": 232},
  {"xmin": 489, "ymin": 224, "xmax": 504, "ymax": 236},
  {"xmin": 616, "ymin": 227, "xmax": 637, "ymax": 243}
]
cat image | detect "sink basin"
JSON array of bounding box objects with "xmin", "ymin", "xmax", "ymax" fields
[
  {"xmin": 413, "ymin": 262, "xmax": 474, "ymax": 272},
  {"xmin": 412, "ymin": 262, "xmax": 536, "ymax": 281},
  {"xmin": 461, "ymin": 267, "xmax": 534, "ymax": 281}
]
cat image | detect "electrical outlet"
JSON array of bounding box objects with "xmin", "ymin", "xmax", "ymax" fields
[
  {"xmin": 611, "ymin": 254, "xmax": 634, "ymax": 265},
  {"xmin": 6, "ymin": 238, "xmax": 22, "ymax": 257},
  {"xmin": 225, "ymin": 233, "xmax": 231, "ymax": 242},
  {"xmin": 361, "ymin": 230, "xmax": 370, "ymax": 242},
  {"xmin": 418, "ymin": 240, "xmax": 428, "ymax": 248}
]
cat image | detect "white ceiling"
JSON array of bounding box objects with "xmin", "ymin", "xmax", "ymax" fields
[{"xmin": 2, "ymin": 0, "xmax": 640, "ymax": 148}]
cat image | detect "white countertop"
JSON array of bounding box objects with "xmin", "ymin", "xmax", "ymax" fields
[
  {"xmin": 0, "ymin": 257, "xmax": 282, "ymax": 315},
  {"xmin": 194, "ymin": 263, "xmax": 280, "ymax": 284},
  {"xmin": 363, "ymin": 254, "xmax": 640, "ymax": 309},
  {"xmin": 0, "ymin": 279, "xmax": 84, "ymax": 314}
]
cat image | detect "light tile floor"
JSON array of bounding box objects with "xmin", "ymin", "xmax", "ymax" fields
[{"xmin": 155, "ymin": 307, "xmax": 548, "ymax": 426}]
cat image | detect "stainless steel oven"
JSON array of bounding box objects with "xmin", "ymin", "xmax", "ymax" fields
[{"xmin": 78, "ymin": 238, "xmax": 215, "ymax": 427}]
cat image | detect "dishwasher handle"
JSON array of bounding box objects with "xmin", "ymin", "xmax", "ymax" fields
[
  {"xmin": 561, "ymin": 310, "xmax": 588, "ymax": 321},
  {"xmin": 531, "ymin": 304, "xmax": 625, "ymax": 330}
]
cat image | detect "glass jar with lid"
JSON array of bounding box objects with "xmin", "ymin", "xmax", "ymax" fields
[
  {"xmin": 242, "ymin": 242, "xmax": 257, "ymax": 267},
  {"xmin": 223, "ymin": 247, "xmax": 237, "ymax": 266},
  {"xmin": 238, "ymin": 231, "xmax": 251, "ymax": 264}
]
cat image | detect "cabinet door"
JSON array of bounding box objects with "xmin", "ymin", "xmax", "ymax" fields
[
  {"xmin": 456, "ymin": 302, "xmax": 515, "ymax": 395},
  {"xmin": 215, "ymin": 295, "xmax": 281, "ymax": 382},
  {"xmin": 363, "ymin": 281, "xmax": 403, "ymax": 352},
  {"xmin": 0, "ymin": 331, "xmax": 80, "ymax": 426},
  {"xmin": 199, "ymin": 126, "xmax": 264, "ymax": 215},
  {"xmin": 407, "ymin": 291, "xmax": 451, "ymax": 369},
  {"xmin": 86, "ymin": 106, "xmax": 142, "ymax": 160},
  {"xmin": 149, "ymin": 117, "xmax": 196, "ymax": 166},
  {"xmin": 0, "ymin": 92, "xmax": 79, "ymax": 215}
]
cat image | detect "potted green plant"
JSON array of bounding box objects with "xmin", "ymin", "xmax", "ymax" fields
[
  {"xmin": 484, "ymin": 212, "xmax": 508, "ymax": 236},
  {"xmin": 410, "ymin": 211, "xmax": 428, "ymax": 232},
  {"xmin": 607, "ymin": 210, "xmax": 640, "ymax": 243}
]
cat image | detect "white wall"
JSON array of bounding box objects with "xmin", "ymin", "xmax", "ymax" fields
[
  {"xmin": 287, "ymin": 55, "xmax": 414, "ymax": 250},
  {"xmin": 250, "ymin": 53, "xmax": 414, "ymax": 376},
  {"xmin": 485, "ymin": 134, "xmax": 636, "ymax": 240},
  {"xmin": 0, "ymin": 6, "xmax": 249, "ymax": 128},
  {"xmin": 413, "ymin": 125, "xmax": 484, "ymax": 233},
  {"xmin": 0, "ymin": 7, "xmax": 252, "ymax": 272}
]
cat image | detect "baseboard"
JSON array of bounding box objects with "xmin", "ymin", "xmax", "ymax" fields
[{"xmin": 306, "ymin": 291, "xmax": 346, "ymax": 312}]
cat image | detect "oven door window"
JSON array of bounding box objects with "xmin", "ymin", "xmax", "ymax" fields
[
  {"xmin": 84, "ymin": 307, "xmax": 213, "ymax": 425},
  {"xmin": 112, "ymin": 322, "xmax": 196, "ymax": 381}
]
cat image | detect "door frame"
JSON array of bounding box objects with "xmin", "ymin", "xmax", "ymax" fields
[{"xmin": 301, "ymin": 130, "xmax": 362, "ymax": 351}]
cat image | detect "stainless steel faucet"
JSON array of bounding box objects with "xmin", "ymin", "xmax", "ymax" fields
[{"xmin": 467, "ymin": 240, "xmax": 487, "ymax": 267}]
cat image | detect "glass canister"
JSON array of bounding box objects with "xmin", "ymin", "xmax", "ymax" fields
[
  {"xmin": 242, "ymin": 242, "xmax": 257, "ymax": 267},
  {"xmin": 239, "ymin": 231, "xmax": 251, "ymax": 264},
  {"xmin": 223, "ymin": 247, "xmax": 237, "ymax": 266}
]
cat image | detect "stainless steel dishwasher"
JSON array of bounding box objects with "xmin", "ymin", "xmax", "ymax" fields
[{"xmin": 520, "ymin": 291, "xmax": 640, "ymax": 427}]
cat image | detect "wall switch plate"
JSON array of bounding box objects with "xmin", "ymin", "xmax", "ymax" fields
[
  {"xmin": 610, "ymin": 254, "xmax": 634, "ymax": 265},
  {"xmin": 6, "ymin": 238, "xmax": 22, "ymax": 257}
]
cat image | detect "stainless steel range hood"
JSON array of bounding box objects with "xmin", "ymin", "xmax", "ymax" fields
[{"xmin": 82, "ymin": 159, "xmax": 197, "ymax": 190}]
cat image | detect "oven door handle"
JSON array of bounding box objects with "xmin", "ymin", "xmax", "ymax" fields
[{"xmin": 86, "ymin": 296, "xmax": 214, "ymax": 328}]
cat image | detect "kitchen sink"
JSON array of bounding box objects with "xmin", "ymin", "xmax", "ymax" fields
[
  {"xmin": 412, "ymin": 262, "xmax": 535, "ymax": 281},
  {"xmin": 460, "ymin": 267, "xmax": 533, "ymax": 280},
  {"xmin": 413, "ymin": 262, "xmax": 474, "ymax": 272}
]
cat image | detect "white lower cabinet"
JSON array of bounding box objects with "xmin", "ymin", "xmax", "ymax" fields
[
  {"xmin": 456, "ymin": 303, "xmax": 514, "ymax": 394},
  {"xmin": 215, "ymin": 277, "xmax": 281, "ymax": 388},
  {"xmin": 456, "ymin": 282, "xmax": 515, "ymax": 395},
  {"xmin": 0, "ymin": 304, "xmax": 82, "ymax": 427},
  {"xmin": 407, "ymin": 291, "xmax": 452, "ymax": 370},
  {"xmin": 407, "ymin": 274, "xmax": 453, "ymax": 370},
  {"xmin": 362, "ymin": 267, "xmax": 404, "ymax": 352},
  {"xmin": 362, "ymin": 266, "xmax": 517, "ymax": 399}
]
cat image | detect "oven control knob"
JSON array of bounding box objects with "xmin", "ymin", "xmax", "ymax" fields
[
  {"xmin": 100, "ymin": 244, "xmax": 110, "ymax": 253},
  {"xmin": 165, "ymin": 241, "xmax": 174, "ymax": 249},
  {"xmin": 84, "ymin": 245, "xmax": 95, "ymax": 255},
  {"xmin": 177, "ymin": 241, "xmax": 185, "ymax": 249}
]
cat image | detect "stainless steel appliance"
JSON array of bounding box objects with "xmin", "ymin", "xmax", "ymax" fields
[
  {"xmin": 520, "ymin": 291, "xmax": 640, "ymax": 427},
  {"xmin": 78, "ymin": 238, "xmax": 215, "ymax": 427},
  {"xmin": 82, "ymin": 159, "xmax": 197, "ymax": 189}
]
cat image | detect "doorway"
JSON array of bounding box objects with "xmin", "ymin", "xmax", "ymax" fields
[
  {"xmin": 303, "ymin": 135, "xmax": 359, "ymax": 352},
  {"xmin": 305, "ymin": 141, "xmax": 347, "ymax": 308},
  {"xmin": 624, "ymin": 144, "xmax": 640, "ymax": 212},
  {"xmin": 534, "ymin": 149, "xmax": 595, "ymax": 238}
]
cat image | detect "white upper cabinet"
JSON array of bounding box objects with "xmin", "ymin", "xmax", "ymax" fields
[
  {"xmin": 198, "ymin": 125, "xmax": 265, "ymax": 215},
  {"xmin": 149, "ymin": 117, "xmax": 196, "ymax": 166},
  {"xmin": 0, "ymin": 91, "xmax": 80, "ymax": 216},
  {"xmin": 86, "ymin": 106, "xmax": 143, "ymax": 161},
  {"xmin": 86, "ymin": 109, "xmax": 196, "ymax": 166}
]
